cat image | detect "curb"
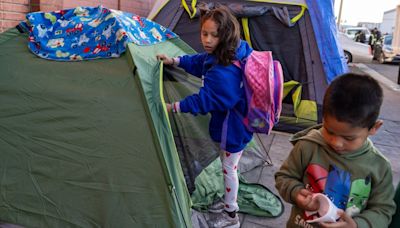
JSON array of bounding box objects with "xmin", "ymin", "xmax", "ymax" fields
[{"xmin": 352, "ymin": 63, "xmax": 400, "ymax": 92}]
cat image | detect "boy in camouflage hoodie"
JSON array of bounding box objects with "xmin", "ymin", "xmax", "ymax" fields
[{"xmin": 275, "ymin": 73, "xmax": 396, "ymax": 228}]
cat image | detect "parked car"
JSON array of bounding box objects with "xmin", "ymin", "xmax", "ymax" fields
[
  {"xmin": 338, "ymin": 32, "xmax": 373, "ymax": 63},
  {"xmin": 373, "ymin": 34, "xmax": 400, "ymax": 63},
  {"xmin": 343, "ymin": 27, "xmax": 371, "ymax": 43}
]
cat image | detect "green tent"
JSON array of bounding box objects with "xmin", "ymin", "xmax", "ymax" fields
[
  {"xmin": 0, "ymin": 9, "xmax": 284, "ymax": 225},
  {"xmin": 0, "ymin": 28, "xmax": 194, "ymax": 227},
  {"xmin": 0, "ymin": 27, "xmax": 284, "ymax": 227}
]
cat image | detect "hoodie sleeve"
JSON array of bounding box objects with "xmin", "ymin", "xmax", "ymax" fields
[
  {"xmin": 275, "ymin": 141, "xmax": 313, "ymax": 204},
  {"xmin": 353, "ymin": 161, "xmax": 396, "ymax": 228},
  {"xmin": 179, "ymin": 65, "xmax": 242, "ymax": 115},
  {"xmin": 178, "ymin": 53, "xmax": 208, "ymax": 78}
]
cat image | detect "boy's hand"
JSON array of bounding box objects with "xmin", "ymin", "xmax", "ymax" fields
[
  {"xmin": 156, "ymin": 54, "xmax": 174, "ymax": 65},
  {"xmin": 294, "ymin": 189, "xmax": 319, "ymax": 211},
  {"xmin": 320, "ymin": 210, "xmax": 357, "ymax": 228}
]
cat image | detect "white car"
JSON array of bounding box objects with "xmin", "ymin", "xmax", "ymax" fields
[
  {"xmin": 338, "ymin": 32, "xmax": 373, "ymax": 63},
  {"xmin": 343, "ymin": 27, "xmax": 371, "ymax": 43}
]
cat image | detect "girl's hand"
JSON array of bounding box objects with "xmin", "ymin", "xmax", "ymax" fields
[
  {"xmin": 156, "ymin": 54, "xmax": 174, "ymax": 65},
  {"xmin": 295, "ymin": 189, "xmax": 319, "ymax": 211},
  {"xmin": 320, "ymin": 210, "xmax": 357, "ymax": 228},
  {"xmin": 165, "ymin": 103, "xmax": 172, "ymax": 112}
]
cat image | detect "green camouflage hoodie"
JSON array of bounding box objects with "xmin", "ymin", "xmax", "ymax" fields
[{"xmin": 275, "ymin": 125, "xmax": 396, "ymax": 228}]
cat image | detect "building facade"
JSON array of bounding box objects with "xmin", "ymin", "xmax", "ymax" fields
[{"xmin": 381, "ymin": 8, "xmax": 396, "ymax": 35}]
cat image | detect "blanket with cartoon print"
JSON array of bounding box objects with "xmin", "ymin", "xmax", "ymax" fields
[{"xmin": 20, "ymin": 5, "xmax": 177, "ymax": 61}]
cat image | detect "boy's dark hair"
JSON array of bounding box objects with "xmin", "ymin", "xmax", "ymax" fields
[
  {"xmin": 199, "ymin": 4, "xmax": 240, "ymax": 66},
  {"xmin": 323, "ymin": 73, "xmax": 383, "ymax": 129}
]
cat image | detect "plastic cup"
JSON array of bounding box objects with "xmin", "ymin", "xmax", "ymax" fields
[{"xmin": 305, "ymin": 193, "xmax": 342, "ymax": 223}]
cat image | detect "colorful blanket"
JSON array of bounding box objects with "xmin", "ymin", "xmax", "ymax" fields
[{"xmin": 22, "ymin": 6, "xmax": 178, "ymax": 61}]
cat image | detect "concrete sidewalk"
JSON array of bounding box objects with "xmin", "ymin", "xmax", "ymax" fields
[{"xmin": 233, "ymin": 64, "xmax": 400, "ymax": 228}]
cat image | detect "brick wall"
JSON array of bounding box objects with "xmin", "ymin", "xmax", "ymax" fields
[
  {"xmin": 62, "ymin": 0, "xmax": 119, "ymax": 12},
  {"xmin": 0, "ymin": 0, "xmax": 156, "ymax": 33},
  {"xmin": 120, "ymin": 0, "xmax": 153, "ymax": 18},
  {"xmin": 0, "ymin": 0, "xmax": 30, "ymax": 33},
  {"xmin": 38, "ymin": 0, "xmax": 63, "ymax": 13}
]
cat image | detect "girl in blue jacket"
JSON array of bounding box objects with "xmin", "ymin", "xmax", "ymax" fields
[{"xmin": 157, "ymin": 5, "xmax": 252, "ymax": 227}]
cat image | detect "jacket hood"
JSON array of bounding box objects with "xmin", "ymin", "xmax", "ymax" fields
[
  {"xmin": 290, "ymin": 124, "xmax": 374, "ymax": 159},
  {"xmin": 205, "ymin": 40, "xmax": 253, "ymax": 66},
  {"xmin": 235, "ymin": 40, "xmax": 253, "ymax": 61},
  {"xmin": 202, "ymin": 40, "xmax": 252, "ymax": 70}
]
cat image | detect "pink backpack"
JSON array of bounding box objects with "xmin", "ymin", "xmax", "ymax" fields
[{"xmin": 234, "ymin": 50, "xmax": 284, "ymax": 134}]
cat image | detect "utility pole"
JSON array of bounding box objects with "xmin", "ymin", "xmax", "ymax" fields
[{"xmin": 337, "ymin": 0, "xmax": 344, "ymax": 29}]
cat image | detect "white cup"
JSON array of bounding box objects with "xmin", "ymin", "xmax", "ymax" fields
[{"xmin": 305, "ymin": 193, "xmax": 342, "ymax": 223}]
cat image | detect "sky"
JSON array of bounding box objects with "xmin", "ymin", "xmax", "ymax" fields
[{"xmin": 334, "ymin": 0, "xmax": 400, "ymax": 25}]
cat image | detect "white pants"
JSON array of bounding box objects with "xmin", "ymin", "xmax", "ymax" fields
[{"xmin": 220, "ymin": 150, "xmax": 243, "ymax": 212}]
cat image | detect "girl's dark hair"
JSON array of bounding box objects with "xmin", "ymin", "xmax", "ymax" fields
[
  {"xmin": 322, "ymin": 73, "xmax": 383, "ymax": 129},
  {"xmin": 199, "ymin": 4, "xmax": 240, "ymax": 66}
]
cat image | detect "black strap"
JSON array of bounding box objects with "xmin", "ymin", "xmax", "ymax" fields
[{"xmin": 15, "ymin": 24, "xmax": 25, "ymax": 33}]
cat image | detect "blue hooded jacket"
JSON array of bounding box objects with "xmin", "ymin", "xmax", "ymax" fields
[{"xmin": 178, "ymin": 40, "xmax": 253, "ymax": 152}]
